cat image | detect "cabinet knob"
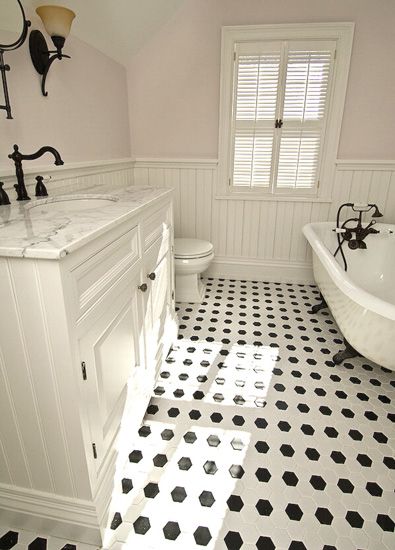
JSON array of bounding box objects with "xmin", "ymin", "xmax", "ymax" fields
[
  {"xmin": 138, "ymin": 283, "xmax": 148, "ymax": 292},
  {"xmin": 147, "ymin": 272, "xmax": 156, "ymax": 281}
]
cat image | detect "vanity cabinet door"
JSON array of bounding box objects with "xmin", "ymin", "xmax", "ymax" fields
[
  {"xmin": 78, "ymin": 268, "xmax": 146, "ymax": 476},
  {"xmin": 143, "ymin": 231, "xmax": 174, "ymax": 383},
  {"xmin": 150, "ymin": 247, "xmax": 173, "ymax": 380}
]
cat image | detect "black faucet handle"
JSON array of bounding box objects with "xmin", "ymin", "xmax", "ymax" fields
[
  {"xmin": 8, "ymin": 144, "xmax": 20, "ymax": 160},
  {"xmin": 35, "ymin": 175, "xmax": 48, "ymax": 197},
  {"xmin": 0, "ymin": 182, "xmax": 11, "ymax": 205}
]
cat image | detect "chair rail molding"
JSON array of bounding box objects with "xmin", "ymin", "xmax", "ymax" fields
[
  {"xmin": 133, "ymin": 158, "xmax": 218, "ymax": 170},
  {"xmin": 335, "ymin": 159, "xmax": 395, "ymax": 170}
]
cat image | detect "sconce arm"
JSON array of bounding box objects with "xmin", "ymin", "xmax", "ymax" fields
[
  {"xmin": 30, "ymin": 30, "xmax": 72, "ymax": 96},
  {"xmin": 41, "ymin": 53, "xmax": 71, "ymax": 97}
]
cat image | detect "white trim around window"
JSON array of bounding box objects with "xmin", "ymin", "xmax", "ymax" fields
[{"xmin": 217, "ymin": 23, "xmax": 355, "ymax": 201}]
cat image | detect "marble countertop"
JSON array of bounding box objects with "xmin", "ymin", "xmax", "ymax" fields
[{"xmin": 0, "ymin": 186, "xmax": 172, "ymax": 259}]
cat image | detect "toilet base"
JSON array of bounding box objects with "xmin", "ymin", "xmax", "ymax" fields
[{"xmin": 175, "ymin": 273, "xmax": 206, "ymax": 303}]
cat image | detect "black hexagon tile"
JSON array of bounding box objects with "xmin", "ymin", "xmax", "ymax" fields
[
  {"xmin": 0, "ymin": 532, "xmax": 18, "ymax": 550},
  {"xmin": 199, "ymin": 490, "xmax": 215, "ymax": 507},
  {"xmin": 2, "ymin": 279, "xmax": 394, "ymax": 550},
  {"xmin": 193, "ymin": 526, "xmax": 212, "ymax": 546},
  {"xmin": 133, "ymin": 516, "xmax": 151, "ymax": 535},
  {"xmin": 227, "ymin": 494, "xmax": 244, "ymax": 512},
  {"xmin": 28, "ymin": 538, "xmax": 47, "ymax": 550},
  {"xmin": 163, "ymin": 521, "xmax": 181, "ymax": 540}
]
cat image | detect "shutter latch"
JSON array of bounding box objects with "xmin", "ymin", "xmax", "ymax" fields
[{"xmin": 275, "ymin": 119, "xmax": 283, "ymax": 128}]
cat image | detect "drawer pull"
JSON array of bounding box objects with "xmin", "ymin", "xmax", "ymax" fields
[
  {"xmin": 147, "ymin": 272, "xmax": 156, "ymax": 281},
  {"xmin": 138, "ymin": 283, "xmax": 148, "ymax": 292}
]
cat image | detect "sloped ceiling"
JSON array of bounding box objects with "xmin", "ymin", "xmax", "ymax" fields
[{"xmin": 1, "ymin": 0, "xmax": 185, "ymax": 65}]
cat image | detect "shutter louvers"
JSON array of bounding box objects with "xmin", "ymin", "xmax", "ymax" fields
[
  {"xmin": 235, "ymin": 54, "xmax": 280, "ymax": 121},
  {"xmin": 277, "ymin": 47, "xmax": 332, "ymax": 190},
  {"xmin": 277, "ymin": 129, "xmax": 321, "ymax": 189},
  {"xmin": 234, "ymin": 129, "xmax": 274, "ymax": 187},
  {"xmin": 232, "ymin": 49, "xmax": 281, "ymax": 188},
  {"xmin": 283, "ymin": 50, "xmax": 332, "ymax": 122}
]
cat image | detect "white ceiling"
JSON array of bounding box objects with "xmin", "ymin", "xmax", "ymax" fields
[{"xmin": 2, "ymin": 0, "xmax": 184, "ymax": 65}]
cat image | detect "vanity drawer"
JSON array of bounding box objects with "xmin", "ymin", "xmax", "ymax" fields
[
  {"xmin": 141, "ymin": 204, "xmax": 172, "ymax": 251},
  {"xmin": 71, "ymin": 226, "xmax": 140, "ymax": 319}
]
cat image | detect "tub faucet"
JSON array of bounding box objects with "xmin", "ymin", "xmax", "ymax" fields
[
  {"xmin": 349, "ymin": 204, "xmax": 382, "ymax": 248},
  {"xmin": 8, "ymin": 144, "xmax": 64, "ymax": 201},
  {"xmin": 336, "ymin": 203, "xmax": 383, "ymax": 246},
  {"xmin": 334, "ymin": 202, "xmax": 383, "ymax": 269}
]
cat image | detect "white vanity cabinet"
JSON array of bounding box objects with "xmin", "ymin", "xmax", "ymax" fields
[{"xmin": 0, "ymin": 191, "xmax": 177, "ymax": 545}]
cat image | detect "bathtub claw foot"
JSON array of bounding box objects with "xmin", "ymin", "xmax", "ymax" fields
[
  {"xmin": 310, "ymin": 293, "xmax": 328, "ymax": 314},
  {"xmin": 333, "ymin": 339, "xmax": 361, "ymax": 365}
]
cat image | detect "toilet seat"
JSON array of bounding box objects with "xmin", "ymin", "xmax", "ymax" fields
[{"xmin": 174, "ymin": 238, "xmax": 213, "ymax": 260}]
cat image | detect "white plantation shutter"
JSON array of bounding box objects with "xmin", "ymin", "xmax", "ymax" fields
[
  {"xmin": 277, "ymin": 43, "xmax": 334, "ymax": 190},
  {"xmin": 235, "ymin": 50, "xmax": 280, "ymax": 121},
  {"xmin": 230, "ymin": 39, "xmax": 335, "ymax": 194},
  {"xmin": 233, "ymin": 130, "xmax": 274, "ymax": 187},
  {"xmin": 282, "ymin": 47, "xmax": 332, "ymax": 122},
  {"xmin": 232, "ymin": 43, "xmax": 281, "ymax": 188},
  {"xmin": 276, "ymin": 129, "xmax": 321, "ymax": 189}
]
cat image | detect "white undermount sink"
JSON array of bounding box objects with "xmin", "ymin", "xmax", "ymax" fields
[{"xmin": 26, "ymin": 194, "xmax": 119, "ymax": 214}]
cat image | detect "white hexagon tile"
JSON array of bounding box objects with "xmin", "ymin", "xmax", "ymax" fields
[{"xmin": 1, "ymin": 279, "xmax": 394, "ymax": 550}]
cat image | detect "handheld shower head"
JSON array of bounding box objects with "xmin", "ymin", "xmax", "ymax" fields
[{"xmin": 371, "ymin": 205, "xmax": 383, "ymax": 218}]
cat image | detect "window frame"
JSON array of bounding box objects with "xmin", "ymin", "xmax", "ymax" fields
[{"xmin": 217, "ymin": 23, "xmax": 355, "ymax": 201}]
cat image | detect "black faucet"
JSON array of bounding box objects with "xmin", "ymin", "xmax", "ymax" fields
[
  {"xmin": 336, "ymin": 204, "xmax": 383, "ymax": 245},
  {"xmin": 333, "ymin": 203, "xmax": 383, "ymax": 270},
  {"xmin": 8, "ymin": 144, "xmax": 64, "ymax": 201},
  {"xmin": 351, "ymin": 219, "xmax": 380, "ymax": 248}
]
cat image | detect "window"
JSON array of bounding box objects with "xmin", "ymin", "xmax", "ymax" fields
[{"xmin": 218, "ymin": 24, "xmax": 354, "ymax": 200}]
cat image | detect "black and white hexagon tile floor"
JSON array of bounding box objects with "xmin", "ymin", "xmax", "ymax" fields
[{"xmin": 1, "ymin": 279, "xmax": 394, "ymax": 550}]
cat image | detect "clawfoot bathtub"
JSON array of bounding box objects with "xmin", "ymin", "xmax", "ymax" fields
[{"xmin": 303, "ymin": 222, "xmax": 395, "ymax": 371}]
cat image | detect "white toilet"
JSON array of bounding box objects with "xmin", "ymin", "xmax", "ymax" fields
[{"xmin": 174, "ymin": 238, "xmax": 214, "ymax": 303}]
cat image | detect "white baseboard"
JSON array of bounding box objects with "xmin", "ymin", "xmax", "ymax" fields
[
  {"xmin": 0, "ymin": 484, "xmax": 101, "ymax": 545},
  {"xmin": 206, "ymin": 257, "xmax": 314, "ymax": 284}
]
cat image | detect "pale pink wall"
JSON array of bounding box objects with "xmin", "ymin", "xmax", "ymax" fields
[
  {"xmin": 127, "ymin": 0, "xmax": 395, "ymax": 160},
  {"xmin": 0, "ymin": 33, "xmax": 131, "ymax": 169}
]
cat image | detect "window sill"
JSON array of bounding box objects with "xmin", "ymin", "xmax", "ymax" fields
[{"xmin": 215, "ymin": 193, "xmax": 332, "ymax": 203}]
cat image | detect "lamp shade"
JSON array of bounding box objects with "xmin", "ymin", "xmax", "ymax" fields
[{"xmin": 36, "ymin": 5, "xmax": 75, "ymax": 38}]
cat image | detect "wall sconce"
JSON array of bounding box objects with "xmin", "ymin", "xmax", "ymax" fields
[
  {"xmin": 29, "ymin": 5, "xmax": 75, "ymax": 96},
  {"xmin": 0, "ymin": 0, "xmax": 31, "ymax": 119}
]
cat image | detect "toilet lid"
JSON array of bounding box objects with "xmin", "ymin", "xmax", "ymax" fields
[{"xmin": 174, "ymin": 238, "xmax": 213, "ymax": 259}]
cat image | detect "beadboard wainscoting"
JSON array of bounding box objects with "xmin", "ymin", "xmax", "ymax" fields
[{"xmin": 134, "ymin": 159, "xmax": 395, "ymax": 283}]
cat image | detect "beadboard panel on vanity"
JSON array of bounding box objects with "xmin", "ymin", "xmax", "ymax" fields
[{"xmin": 134, "ymin": 159, "xmax": 395, "ymax": 283}]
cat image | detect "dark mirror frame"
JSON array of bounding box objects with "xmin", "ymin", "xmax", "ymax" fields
[{"xmin": 0, "ymin": 0, "xmax": 31, "ymax": 119}]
